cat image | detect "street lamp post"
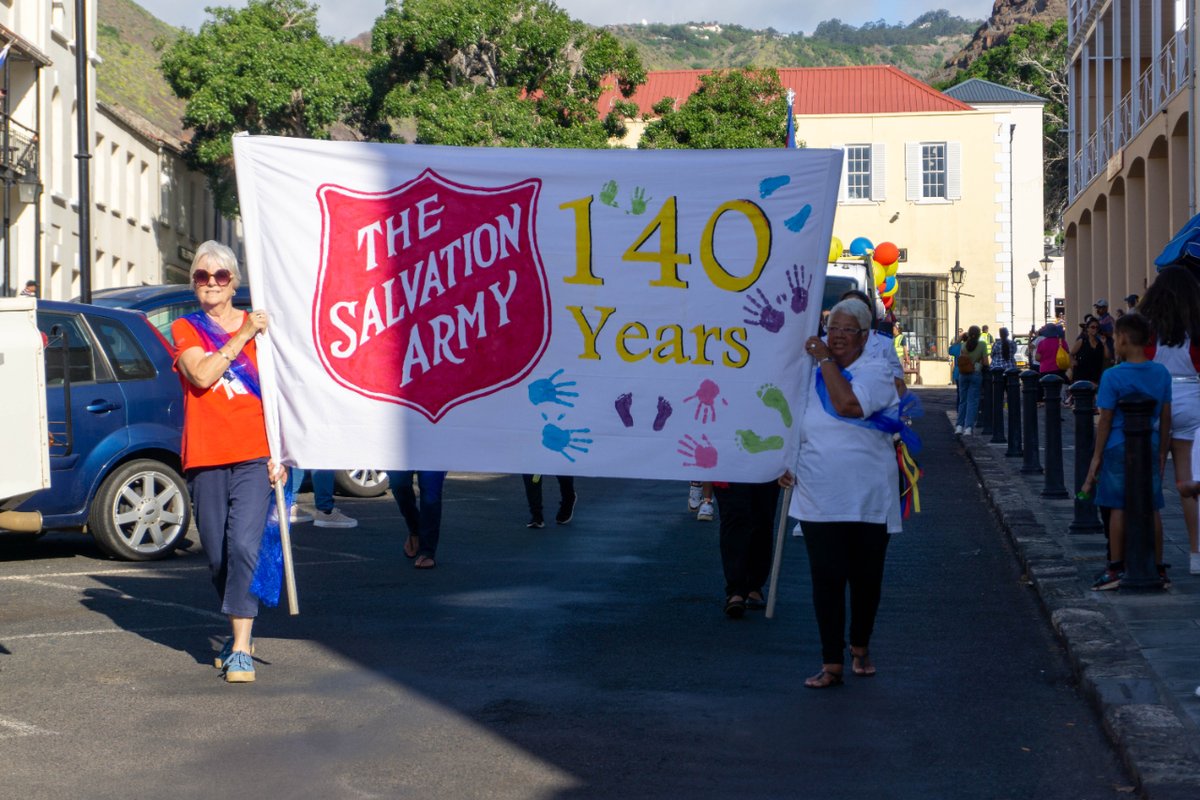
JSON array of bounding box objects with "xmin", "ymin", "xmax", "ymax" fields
[
  {"xmin": 1040, "ymin": 254, "xmax": 1053, "ymax": 324},
  {"xmin": 1027, "ymin": 269, "xmax": 1041, "ymax": 334},
  {"xmin": 950, "ymin": 261, "xmax": 965, "ymax": 341}
]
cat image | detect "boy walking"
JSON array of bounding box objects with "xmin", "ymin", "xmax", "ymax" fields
[{"xmin": 1082, "ymin": 314, "xmax": 1172, "ymax": 589}]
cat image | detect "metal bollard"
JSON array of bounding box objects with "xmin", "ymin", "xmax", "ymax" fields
[
  {"xmin": 1021, "ymin": 370, "xmax": 1043, "ymax": 474},
  {"xmin": 1005, "ymin": 368, "xmax": 1023, "ymax": 457},
  {"xmin": 1119, "ymin": 394, "xmax": 1161, "ymax": 589},
  {"xmin": 990, "ymin": 366, "xmax": 1007, "ymax": 444},
  {"xmin": 1068, "ymin": 381, "xmax": 1103, "ymax": 533},
  {"xmin": 1040, "ymin": 374, "xmax": 1069, "ymax": 497},
  {"xmin": 979, "ymin": 367, "xmax": 994, "ymax": 436}
]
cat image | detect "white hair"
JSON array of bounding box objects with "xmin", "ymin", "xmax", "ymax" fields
[
  {"xmin": 190, "ymin": 240, "xmax": 243, "ymax": 288},
  {"xmin": 829, "ymin": 298, "xmax": 872, "ymax": 332}
]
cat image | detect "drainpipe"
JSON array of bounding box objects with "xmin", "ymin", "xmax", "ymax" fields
[
  {"xmin": 1010, "ymin": 123, "xmax": 1016, "ymax": 332},
  {"xmin": 75, "ymin": 0, "xmax": 93, "ymax": 303},
  {"xmin": 1190, "ymin": 5, "xmax": 1196, "ymax": 216}
]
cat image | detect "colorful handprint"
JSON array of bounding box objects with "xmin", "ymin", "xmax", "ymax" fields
[
  {"xmin": 743, "ymin": 288, "xmax": 785, "ymax": 334},
  {"xmin": 784, "ymin": 264, "xmax": 812, "ymax": 314},
  {"xmin": 629, "ymin": 187, "xmax": 651, "ymax": 215},
  {"xmin": 678, "ymin": 433, "xmax": 718, "ymax": 469},
  {"xmin": 683, "ymin": 378, "xmax": 728, "ymax": 424},
  {"xmin": 600, "ymin": 180, "xmax": 619, "ymax": 208},
  {"xmin": 528, "ymin": 368, "xmax": 579, "ymax": 407},
  {"xmin": 541, "ymin": 413, "xmax": 593, "ymax": 462}
]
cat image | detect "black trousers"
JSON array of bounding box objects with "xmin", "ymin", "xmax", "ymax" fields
[
  {"xmin": 800, "ymin": 520, "xmax": 890, "ymax": 664},
  {"xmin": 714, "ymin": 481, "xmax": 780, "ymax": 598},
  {"xmin": 522, "ymin": 474, "xmax": 575, "ymax": 518}
]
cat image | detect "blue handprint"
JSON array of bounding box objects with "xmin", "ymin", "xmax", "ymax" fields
[
  {"xmin": 528, "ymin": 368, "xmax": 579, "ymax": 407},
  {"xmin": 541, "ymin": 412, "xmax": 593, "ymax": 462}
]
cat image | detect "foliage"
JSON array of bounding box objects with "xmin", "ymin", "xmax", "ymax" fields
[
  {"xmin": 639, "ymin": 69, "xmax": 795, "ymax": 150},
  {"xmin": 361, "ymin": 0, "xmax": 645, "ymax": 148},
  {"xmin": 96, "ymin": 0, "xmax": 188, "ymax": 141},
  {"xmin": 941, "ymin": 19, "xmax": 1068, "ymax": 232},
  {"xmin": 159, "ymin": 0, "xmax": 369, "ymax": 214}
]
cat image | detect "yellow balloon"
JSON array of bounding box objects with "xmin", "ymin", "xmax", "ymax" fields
[
  {"xmin": 871, "ymin": 260, "xmax": 888, "ymax": 285},
  {"xmin": 882, "ymin": 282, "xmax": 900, "ymax": 298},
  {"xmin": 884, "ymin": 261, "xmax": 899, "ymax": 278},
  {"xmin": 828, "ymin": 236, "xmax": 844, "ymax": 263}
]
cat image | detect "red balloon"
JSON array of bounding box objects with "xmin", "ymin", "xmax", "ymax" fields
[
  {"xmin": 882, "ymin": 295, "xmax": 894, "ymax": 309},
  {"xmin": 874, "ymin": 241, "xmax": 899, "ymax": 267}
]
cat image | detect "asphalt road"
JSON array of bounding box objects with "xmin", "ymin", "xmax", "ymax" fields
[{"xmin": 0, "ymin": 387, "xmax": 1131, "ymax": 799}]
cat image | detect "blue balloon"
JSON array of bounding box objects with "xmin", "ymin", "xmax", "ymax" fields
[
  {"xmin": 884, "ymin": 275, "xmax": 897, "ymax": 292},
  {"xmin": 849, "ymin": 236, "xmax": 874, "ymax": 256}
]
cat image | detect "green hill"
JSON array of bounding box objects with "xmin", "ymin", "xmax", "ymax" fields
[{"xmin": 96, "ymin": 0, "xmax": 186, "ymax": 141}]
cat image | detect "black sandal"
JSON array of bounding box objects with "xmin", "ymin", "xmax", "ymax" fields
[
  {"xmin": 804, "ymin": 668, "xmax": 844, "ymax": 689},
  {"xmin": 723, "ymin": 595, "xmax": 746, "ymax": 619}
]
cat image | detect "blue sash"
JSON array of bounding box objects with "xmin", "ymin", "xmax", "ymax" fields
[
  {"xmin": 181, "ymin": 311, "xmax": 262, "ymax": 399},
  {"xmin": 815, "ymin": 364, "xmax": 923, "ymax": 454}
]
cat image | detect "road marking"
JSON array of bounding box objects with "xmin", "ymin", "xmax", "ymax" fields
[
  {"xmin": 0, "ymin": 552, "xmax": 369, "ymax": 583},
  {"xmin": 0, "ymin": 717, "xmax": 58, "ymax": 739},
  {"xmin": 3, "ymin": 623, "xmax": 213, "ymax": 641},
  {"xmin": 13, "ymin": 577, "xmax": 225, "ymax": 620}
]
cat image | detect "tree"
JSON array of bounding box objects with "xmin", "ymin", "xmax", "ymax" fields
[
  {"xmin": 941, "ymin": 19, "xmax": 1068, "ymax": 232},
  {"xmin": 638, "ymin": 68, "xmax": 794, "ymax": 149},
  {"xmin": 159, "ymin": 0, "xmax": 368, "ymax": 214},
  {"xmin": 361, "ymin": 0, "xmax": 645, "ymax": 148}
]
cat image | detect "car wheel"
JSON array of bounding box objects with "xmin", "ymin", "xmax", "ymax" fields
[
  {"xmin": 88, "ymin": 459, "xmax": 191, "ymax": 561},
  {"xmin": 334, "ymin": 469, "xmax": 390, "ymax": 498}
]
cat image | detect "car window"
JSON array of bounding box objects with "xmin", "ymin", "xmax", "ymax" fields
[
  {"xmin": 146, "ymin": 298, "xmax": 252, "ymax": 337},
  {"xmin": 822, "ymin": 276, "xmax": 858, "ymax": 312},
  {"xmin": 87, "ymin": 315, "xmax": 157, "ymax": 380},
  {"xmin": 37, "ymin": 312, "xmax": 97, "ymax": 385}
]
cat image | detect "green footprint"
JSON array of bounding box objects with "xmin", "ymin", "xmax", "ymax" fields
[
  {"xmin": 757, "ymin": 383, "xmax": 792, "ymax": 427},
  {"xmin": 736, "ymin": 429, "xmax": 784, "ymax": 454}
]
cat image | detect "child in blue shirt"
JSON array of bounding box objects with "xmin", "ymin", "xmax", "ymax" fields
[{"xmin": 1082, "ymin": 313, "xmax": 1172, "ymax": 589}]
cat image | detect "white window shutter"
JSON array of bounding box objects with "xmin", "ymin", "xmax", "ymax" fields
[
  {"xmin": 947, "ymin": 141, "xmax": 962, "ymax": 200},
  {"xmin": 870, "ymin": 142, "xmax": 886, "ymax": 201},
  {"xmin": 905, "ymin": 142, "xmax": 921, "ymax": 201},
  {"xmin": 834, "ymin": 143, "xmax": 847, "ymax": 202}
]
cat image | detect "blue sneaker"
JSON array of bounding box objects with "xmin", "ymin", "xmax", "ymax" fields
[
  {"xmin": 214, "ymin": 637, "xmax": 254, "ymax": 669},
  {"xmin": 222, "ymin": 650, "xmax": 255, "ymax": 683}
]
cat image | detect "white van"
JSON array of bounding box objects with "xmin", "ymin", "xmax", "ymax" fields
[{"xmin": 823, "ymin": 259, "xmax": 879, "ymax": 314}]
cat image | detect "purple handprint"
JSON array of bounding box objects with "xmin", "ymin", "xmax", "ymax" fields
[
  {"xmin": 743, "ymin": 288, "xmax": 785, "ymax": 333},
  {"xmin": 653, "ymin": 396, "xmax": 673, "ymax": 431},
  {"xmin": 683, "ymin": 379, "xmax": 728, "ymax": 424},
  {"xmin": 785, "ymin": 264, "xmax": 812, "ymax": 314},
  {"xmin": 614, "ymin": 392, "xmax": 634, "ymax": 427},
  {"xmin": 678, "ymin": 434, "xmax": 718, "ymax": 469}
]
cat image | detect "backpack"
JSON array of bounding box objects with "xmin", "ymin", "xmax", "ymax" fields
[{"xmin": 957, "ymin": 345, "xmax": 976, "ymax": 374}]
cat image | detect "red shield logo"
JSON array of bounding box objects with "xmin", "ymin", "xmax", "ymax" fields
[{"xmin": 314, "ymin": 169, "xmax": 550, "ymax": 422}]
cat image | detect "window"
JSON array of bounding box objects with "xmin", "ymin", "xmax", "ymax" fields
[
  {"xmin": 88, "ymin": 316, "xmax": 156, "ymax": 380},
  {"xmin": 905, "ymin": 142, "xmax": 961, "ymax": 202},
  {"xmin": 37, "ymin": 313, "xmax": 97, "ymax": 385},
  {"xmin": 922, "ymin": 144, "xmax": 946, "ymax": 199},
  {"xmin": 846, "ymin": 145, "xmax": 871, "ymax": 200},
  {"xmin": 893, "ymin": 277, "xmax": 948, "ymax": 359}
]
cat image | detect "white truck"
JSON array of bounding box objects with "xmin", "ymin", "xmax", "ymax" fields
[{"xmin": 0, "ymin": 296, "xmax": 50, "ymax": 532}]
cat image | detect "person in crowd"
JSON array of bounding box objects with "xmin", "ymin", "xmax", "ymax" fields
[
  {"xmin": 715, "ymin": 479, "xmax": 780, "ymax": 618},
  {"xmin": 980, "ymin": 324, "xmax": 995, "ymax": 353},
  {"xmin": 989, "ymin": 326, "xmax": 1017, "ymax": 372},
  {"xmin": 1070, "ymin": 315, "xmax": 1109, "ymax": 387},
  {"xmin": 948, "ymin": 331, "xmax": 964, "ymax": 402},
  {"xmin": 1138, "ymin": 266, "xmax": 1200, "ymax": 575},
  {"xmin": 1026, "ymin": 326, "xmax": 1041, "ymax": 369},
  {"xmin": 19, "ymin": 279, "xmax": 37, "ymax": 297},
  {"xmin": 841, "ymin": 289, "xmax": 905, "ymax": 397},
  {"xmin": 524, "ymin": 474, "xmax": 577, "ymax": 528},
  {"xmin": 688, "ymin": 481, "xmax": 715, "ymax": 521},
  {"xmin": 892, "ymin": 321, "xmax": 909, "ymax": 363},
  {"xmin": 1035, "ymin": 323, "xmax": 1069, "ymax": 381},
  {"xmin": 1125, "ymin": 293, "xmax": 1140, "ymax": 314},
  {"xmin": 171, "ymin": 240, "xmax": 286, "ymax": 684},
  {"xmin": 387, "ymin": 470, "xmax": 447, "ymax": 569},
  {"xmin": 1082, "ymin": 313, "xmax": 1172, "ymax": 589},
  {"xmin": 1094, "ymin": 299, "xmax": 1116, "ymax": 336},
  {"xmin": 955, "ymin": 325, "xmax": 988, "ymax": 435},
  {"xmin": 781, "ymin": 297, "xmax": 902, "ymax": 688},
  {"xmin": 287, "ymin": 469, "xmax": 357, "ymax": 528}
]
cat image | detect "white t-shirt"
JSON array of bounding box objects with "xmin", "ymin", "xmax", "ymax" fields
[
  {"xmin": 790, "ymin": 356, "xmax": 902, "ymax": 533},
  {"xmin": 866, "ymin": 330, "xmax": 905, "ymax": 381}
]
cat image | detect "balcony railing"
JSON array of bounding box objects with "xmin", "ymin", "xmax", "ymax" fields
[
  {"xmin": 1070, "ymin": 23, "xmax": 1191, "ymax": 201},
  {"xmin": 2, "ymin": 117, "xmax": 38, "ymax": 181},
  {"xmin": 1069, "ymin": 0, "xmax": 1101, "ymax": 42}
]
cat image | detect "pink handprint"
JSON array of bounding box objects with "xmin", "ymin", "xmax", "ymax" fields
[
  {"xmin": 743, "ymin": 288, "xmax": 785, "ymax": 333},
  {"xmin": 683, "ymin": 378, "xmax": 728, "ymax": 424},
  {"xmin": 785, "ymin": 264, "xmax": 812, "ymax": 314},
  {"xmin": 678, "ymin": 434, "xmax": 718, "ymax": 469}
]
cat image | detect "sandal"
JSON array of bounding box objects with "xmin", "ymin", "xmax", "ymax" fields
[
  {"xmin": 403, "ymin": 535, "xmax": 419, "ymax": 559},
  {"xmin": 851, "ymin": 648, "xmax": 876, "ymax": 677},
  {"xmin": 804, "ymin": 668, "xmax": 844, "ymax": 689},
  {"xmin": 723, "ymin": 595, "xmax": 746, "ymax": 619},
  {"xmin": 745, "ymin": 592, "xmax": 766, "ymax": 610},
  {"xmin": 414, "ymin": 555, "xmax": 436, "ymax": 569}
]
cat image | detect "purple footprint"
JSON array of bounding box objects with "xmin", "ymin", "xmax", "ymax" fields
[
  {"xmin": 653, "ymin": 396, "xmax": 673, "ymax": 431},
  {"xmin": 615, "ymin": 392, "xmax": 634, "ymax": 428}
]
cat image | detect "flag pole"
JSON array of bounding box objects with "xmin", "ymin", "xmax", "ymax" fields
[
  {"xmin": 765, "ymin": 485, "xmax": 793, "ymax": 619},
  {"xmin": 275, "ymin": 479, "xmax": 299, "ymax": 615}
]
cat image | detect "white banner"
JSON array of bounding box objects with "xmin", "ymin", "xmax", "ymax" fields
[{"xmin": 232, "ymin": 136, "xmax": 840, "ymax": 481}]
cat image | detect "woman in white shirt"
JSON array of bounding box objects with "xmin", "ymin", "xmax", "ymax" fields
[{"xmin": 782, "ymin": 298, "xmax": 902, "ymax": 689}]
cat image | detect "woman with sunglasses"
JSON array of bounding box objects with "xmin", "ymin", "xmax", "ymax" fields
[
  {"xmin": 1070, "ymin": 315, "xmax": 1108, "ymax": 387},
  {"xmin": 780, "ymin": 298, "xmax": 903, "ymax": 689},
  {"xmin": 171, "ymin": 240, "xmax": 285, "ymax": 683}
]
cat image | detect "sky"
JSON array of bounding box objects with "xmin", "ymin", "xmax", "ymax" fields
[{"xmin": 133, "ymin": 1, "xmax": 995, "ymax": 43}]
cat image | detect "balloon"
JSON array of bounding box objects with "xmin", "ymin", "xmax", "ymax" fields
[
  {"xmin": 882, "ymin": 280, "xmax": 899, "ymax": 298},
  {"xmin": 873, "ymin": 241, "xmax": 899, "ymax": 266},
  {"xmin": 884, "ymin": 275, "xmax": 897, "ymax": 293},
  {"xmin": 828, "ymin": 236, "xmax": 844, "ymax": 262},
  {"xmin": 882, "ymin": 295, "xmax": 894, "ymax": 309},
  {"xmin": 849, "ymin": 236, "xmax": 874, "ymax": 257},
  {"xmin": 872, "ymin": 261, "xmax": 888, "ymax": 285},
  {"xmin": 884, "ymin": 261, "xmax": 899, "ymax": 278}
]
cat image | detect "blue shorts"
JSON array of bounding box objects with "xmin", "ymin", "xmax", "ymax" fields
[{"xmin": 1095, "ymin": 443, "xmax": 1164, "ymax": 510}]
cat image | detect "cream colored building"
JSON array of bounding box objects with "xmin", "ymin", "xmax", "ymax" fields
[
  {"xmin": 0, "ymin": 1, "xmax": 237, "ymax": 301},
  {"xmin": 1064, "ymin": 0, "xmax": 1194, "ymax": 318},
  {"xmin": 604, "ymin": 68, "xmax": 1048, "ymax": 384}
]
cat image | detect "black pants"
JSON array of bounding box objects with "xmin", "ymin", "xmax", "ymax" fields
[
  {"xmin": 714, "ymin": 481, "xmax": 780, "ymax": 598},
  {"xmin": 522, "ymin": 474, "xmax": 575, "ymax": 519},
  {"xmin": 800, "ymin": 520, "xmax": 890, "ymax": 664}
]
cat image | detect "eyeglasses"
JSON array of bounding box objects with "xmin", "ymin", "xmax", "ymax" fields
[
  {"xmin": 193, "ymin": 268, "xmax": 233, "ymax": 287},
  {"xmin": 826, "ymin": 325, "xmax": 866, "ymax": 337}
]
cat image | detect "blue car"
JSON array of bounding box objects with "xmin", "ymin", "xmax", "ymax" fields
[{"xmin": 17, "ymin": 300, "xmax": 191, "ymax": 560}]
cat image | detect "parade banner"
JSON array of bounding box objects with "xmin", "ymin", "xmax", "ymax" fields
[{"xmin": 232, "ymin": 136, "xmax": 840, "ymax": 481}]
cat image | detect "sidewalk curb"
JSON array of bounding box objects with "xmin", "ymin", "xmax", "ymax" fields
[{"xmin": 952, "ymin": 413, "xmax": 1200, "ymax": 799}]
